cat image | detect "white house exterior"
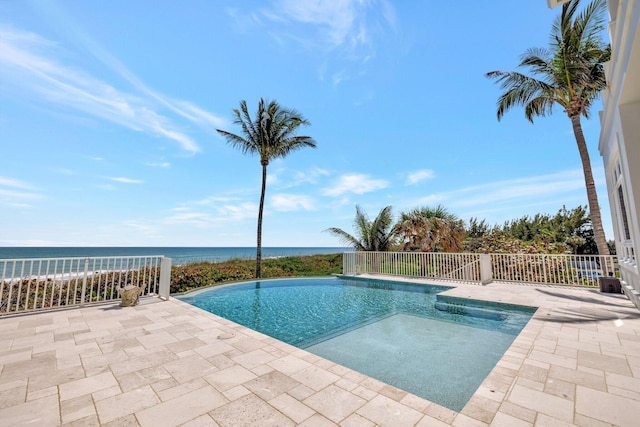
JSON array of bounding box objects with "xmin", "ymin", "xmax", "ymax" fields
[
  {"xmin": 549, "ymin": 0, "xmax": 640, "ymax": 308},
  {"xmin": 598, "ymin": 0, "xmax": 640, "ymax": 308}
]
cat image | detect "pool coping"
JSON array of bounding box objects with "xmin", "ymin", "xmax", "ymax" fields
[{"xmin": 0, "ymin": 275, "xmax": 639, "ymax": 426}]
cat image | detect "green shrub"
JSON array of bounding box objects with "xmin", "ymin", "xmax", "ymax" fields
[{"xmin": 170, "ymin": 253, "xmax": 343, "ymax": 294}]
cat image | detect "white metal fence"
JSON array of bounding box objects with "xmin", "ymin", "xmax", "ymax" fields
[
  {"xmin": 343, "ymin": 251, "xmax": 618, "ymax": 287},
  {"xmin": 343, "ymin": 252, "xmax": 482, "ymax": 282},
  {"xmin": 0, "ymin": 256, "xmax": 171, "ymax": 315}
]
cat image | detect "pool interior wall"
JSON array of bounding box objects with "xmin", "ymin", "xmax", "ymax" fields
[{"xmin": 178, "ymin": 276, "xmax": 535, "ymax": 412}]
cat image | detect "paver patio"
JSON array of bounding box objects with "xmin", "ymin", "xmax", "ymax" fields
[{"xmin": 0, "ymin": 277, "xmax": 639, "ymax": 426}]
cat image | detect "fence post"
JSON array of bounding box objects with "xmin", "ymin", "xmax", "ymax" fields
[
  {"xmin": 480, "ymin": 254, "xmax": 493, "ymax": 285},
  {"xmin": 159, "ymin": 257, "xmax": 172, "ymax": 300},
  {"xmin": 80, "ymin": 258, "xmax": 89, "ymax": 307}
]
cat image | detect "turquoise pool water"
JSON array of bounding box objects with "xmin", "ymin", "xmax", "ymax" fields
[{"xmin": 179, "ymin": 277, "xmax": 535, "ymax": 411}]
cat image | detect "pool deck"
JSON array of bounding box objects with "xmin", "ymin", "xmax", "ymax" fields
[{"xmin": 1, "ymin": 276, "xmax": 639, "ymax": 426}]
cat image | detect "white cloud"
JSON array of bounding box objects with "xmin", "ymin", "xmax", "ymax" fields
[
  {"xmin": 0, "ymin": 177, "xmax": 41, "ymax": 207},
  {"xmin": 172, "ymin": 100, "xmax": 227, "ymax": 130},
  {"xmin": 271, "ymin": 194, "xmax": 315, "ymax": 211},
  {"xmin": 0, "ymin": 176, "xmax": 34, "ymax": 189},
  {"xmin": 293, "ymin": 167, "xmax": 330, "ymax": 185},
  {"xmin": 6, "ymin": 202, "xmax": 32, "ymax": 208},
  {"xmin": 273, "ymin": 0, "xmax": 370, "ymax": 48},
  {"xmin": 412, "ymin": 169, "xmax": 588, "ymax": 210},
  {"xmin": 406, "ymin": 169, "xmax": 435, "ymax": 185},
  {"xmin": 263, "ymin": 0, "xmax": 396, "ymax": 59},
  {"xmin": 267, "ymin": 173, "xmax": 279, "ymax": 185},
  {"xmin": 323, "ymin": 173, "xmax": 388, "ymax": 196},
  {"xmin": 0, "ymin": 26, "xmax": 226, "ymax": 154},
  {"xmin": 122, "ymin": 220, "xmax": 159, "ymax": 234},
  {"xmin": 146, "ymin": 162, "xmax": 171, "ymax": 168},
  {"xmin": 218, "ymin": 203, "xmax": 257, "ymax": 221},
  {"xmin": 107, "ymin": 177, "xmax": 143, "ymax": 184},
  {"xmin": 195, "ymin": 196, "xmax": 237, "ymax": 206},
  {"xmin": 163, "ymin": 211, "xmax": 218, "ymax": 227},
  {"xmin": 164, "ymin": 201, "xmax": 257, "ymax": 228},
  {"xmin": 0, "ymin": 239, "xmax": 61, "ymax": 246}
]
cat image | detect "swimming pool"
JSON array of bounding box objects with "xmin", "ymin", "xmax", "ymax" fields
[{"xmin": 178, "ymin": 276, "xmax": 535, "ymax": 411}]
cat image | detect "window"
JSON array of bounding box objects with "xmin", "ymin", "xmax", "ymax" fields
[{"xmin": 618, "ymin": 184, "xmax": 631, "ymax": 240}]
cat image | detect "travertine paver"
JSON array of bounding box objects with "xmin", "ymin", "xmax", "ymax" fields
[
  {"xmin": 357, "ymin": 394, "xmax": 423, "ymax": 426},
  {"xmin": 135, "ymin": 383, "xmax": 227, "ymax": 426},
  {"xmin": 209, "ymin": 393, "xmax": 295, "ymax": 427},
  {"xmin": 303, "ymin": 384, "xmax": 367, "ymax": 423},
  {"xmin": 59, "ymin": 372, "xmax": 119, "ymax": 401},
  {"xmin": 0, "ymin": 277, "xmax": 640, "ymax": 426}
]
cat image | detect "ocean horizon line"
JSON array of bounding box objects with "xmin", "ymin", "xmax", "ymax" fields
[{"xmin": 0, "ymin": 247, "xmax": 351, "ymax": 263}]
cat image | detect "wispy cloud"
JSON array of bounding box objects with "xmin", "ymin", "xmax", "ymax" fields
[
  {"xmin": 164, "ymin": 201, "xmax": 257, "ymax": 227},
  {"xmin": 163, "ymin": 211, "xmax": 219, "ymax": 228},
  {"xmin": 146, "ymin": 162, "xmax": 171, "ymax": 168},
  {"xmin": 0, "ymin": 176, "xmax": 34, "ymax": 189},
  {"xmin": 249, "ymin": 0, "xmax": 397, "ymax": 79},
  {"xmin": 0, "ymin": 177, "xmax": 40, "ymax": 207},
  {"xmin": 107, "ymin": 177, "xmax": 143, "ymax": 184},
  {"xmin": 0, "ymin": 189, "xmax": 41, "ymax": 200},
  {"xmin": 194, "ymin": 196, "xmax": 239, "ymax": 206},
  {"xmin": 271, "ymin": 194, "xmax": 315, "ymax": 211},
  {"xmin": 218, "ymin": 203, "xmax": 257, "ymax": 221},
  {"xmin": 0, "ymin": 239, "xmax": 61, "ymax": 246},
  {"xmin": 406, "ymin": 169, "xmax": 435, "ymax": 185},
  {"xmin": 0, "ymin": 25, "xmax": 225, "ymax": 154},
  {"xmin": 323, "ymin": 173, "xmax": 388, "ymax": 196},
  {"xmin": 412, "ymin": 169, "xmax": 589, "ymax": 210},
  {"xmin": 270, "ymin": 0, "xmax": 395, "ymax": 52},
  {"xmin": 293, "ymin": 167, "xmax": 330, "ymax": 185}
]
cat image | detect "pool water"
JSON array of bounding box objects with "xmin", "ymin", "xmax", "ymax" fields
[{"xmin": 178, "ymin": 277, "xmax": 534, "ymax": 411}]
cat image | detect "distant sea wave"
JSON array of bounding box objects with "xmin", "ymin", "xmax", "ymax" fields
[{"xmin": 0, "ymin": 247, "xmax": 351, "ymax": 265}]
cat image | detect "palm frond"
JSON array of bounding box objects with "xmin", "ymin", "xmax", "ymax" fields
[
  {"xmin": 324, "ymin": 227, "xmax": 366, "ymax": 251},
  {"xmin": 487, "ymin": 0, "xmax": 608, "ymax": 122},
  {"xmin": 217, "ymin": 98, "xmax": 317, "ymax": 165},
  {"xmin": 326, "ymin": 205, "xmax": 396, "ymax": 251}
]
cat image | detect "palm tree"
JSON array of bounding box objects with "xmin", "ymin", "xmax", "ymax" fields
[
  {"xmin": 325, "ymin": 205, "xmax": 397, "ymax": 251},
  {"xmin": 486, "ymin": 0, "xmax": 611, "ymax": 255},
  {"xmin": 217, "ymin": 99, "xmax": 316, "ymax": 278},
  {"xmin": 396, "ymin": 205, "xmax": 464, "ymax": 252}
]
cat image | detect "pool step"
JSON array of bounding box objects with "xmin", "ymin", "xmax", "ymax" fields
[{"xmin": 434, "ymin": 300, "xmax": 509, "ymax": 321}]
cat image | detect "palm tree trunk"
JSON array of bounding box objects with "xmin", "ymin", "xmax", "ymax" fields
[
  {"xmin": 256, "ymin": 162, "xmax": 267, "ymax": 278},
  {"xmin": 569, "ymin": 114, "xmax": 610, "ymax": 256}
]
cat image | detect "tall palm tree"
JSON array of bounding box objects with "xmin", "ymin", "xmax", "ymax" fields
[
  {"xmin": 325, "ymin": 205, "xmax": 397, "ymax": 251},
  {"xmin": 396, "ymin": 205, "xmax": 464, "ymax": 252},
  {"xmin": 217, "ymin": 99, "xmax": 316, "ymax": 278},
  {"xmin": 486, "ymin": 0, "xmax": 611, "ymax": 255}
]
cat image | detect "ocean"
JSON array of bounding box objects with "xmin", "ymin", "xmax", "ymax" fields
[{"xmin": 0, "ymin": 247, "xmax": 350, "ymax": 265}]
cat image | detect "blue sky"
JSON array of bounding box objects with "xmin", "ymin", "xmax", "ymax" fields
[{"xmin": 0, "ymin": 0, "xmax": 612, "ymax": 247}]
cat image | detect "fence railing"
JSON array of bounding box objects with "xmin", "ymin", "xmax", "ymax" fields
[
  {"xmin": 0, "ymin": 255, "xmax": 171, "ymax": 315},
  {"xmin": 344, "ymin": 252, "xmax": 482, "ymax": 282},
  {"xmin": 343, "ymin": 251, "xmax": 618, "ymax": 287}
]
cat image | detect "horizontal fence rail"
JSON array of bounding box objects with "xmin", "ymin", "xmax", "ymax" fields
[
  {"xmin": 0, "ymin": 255, "xmax": 171, "ymax": 315},
  {"xmin": 344, "ymin": 251, "xmax": 618, "ymax": 287}
]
